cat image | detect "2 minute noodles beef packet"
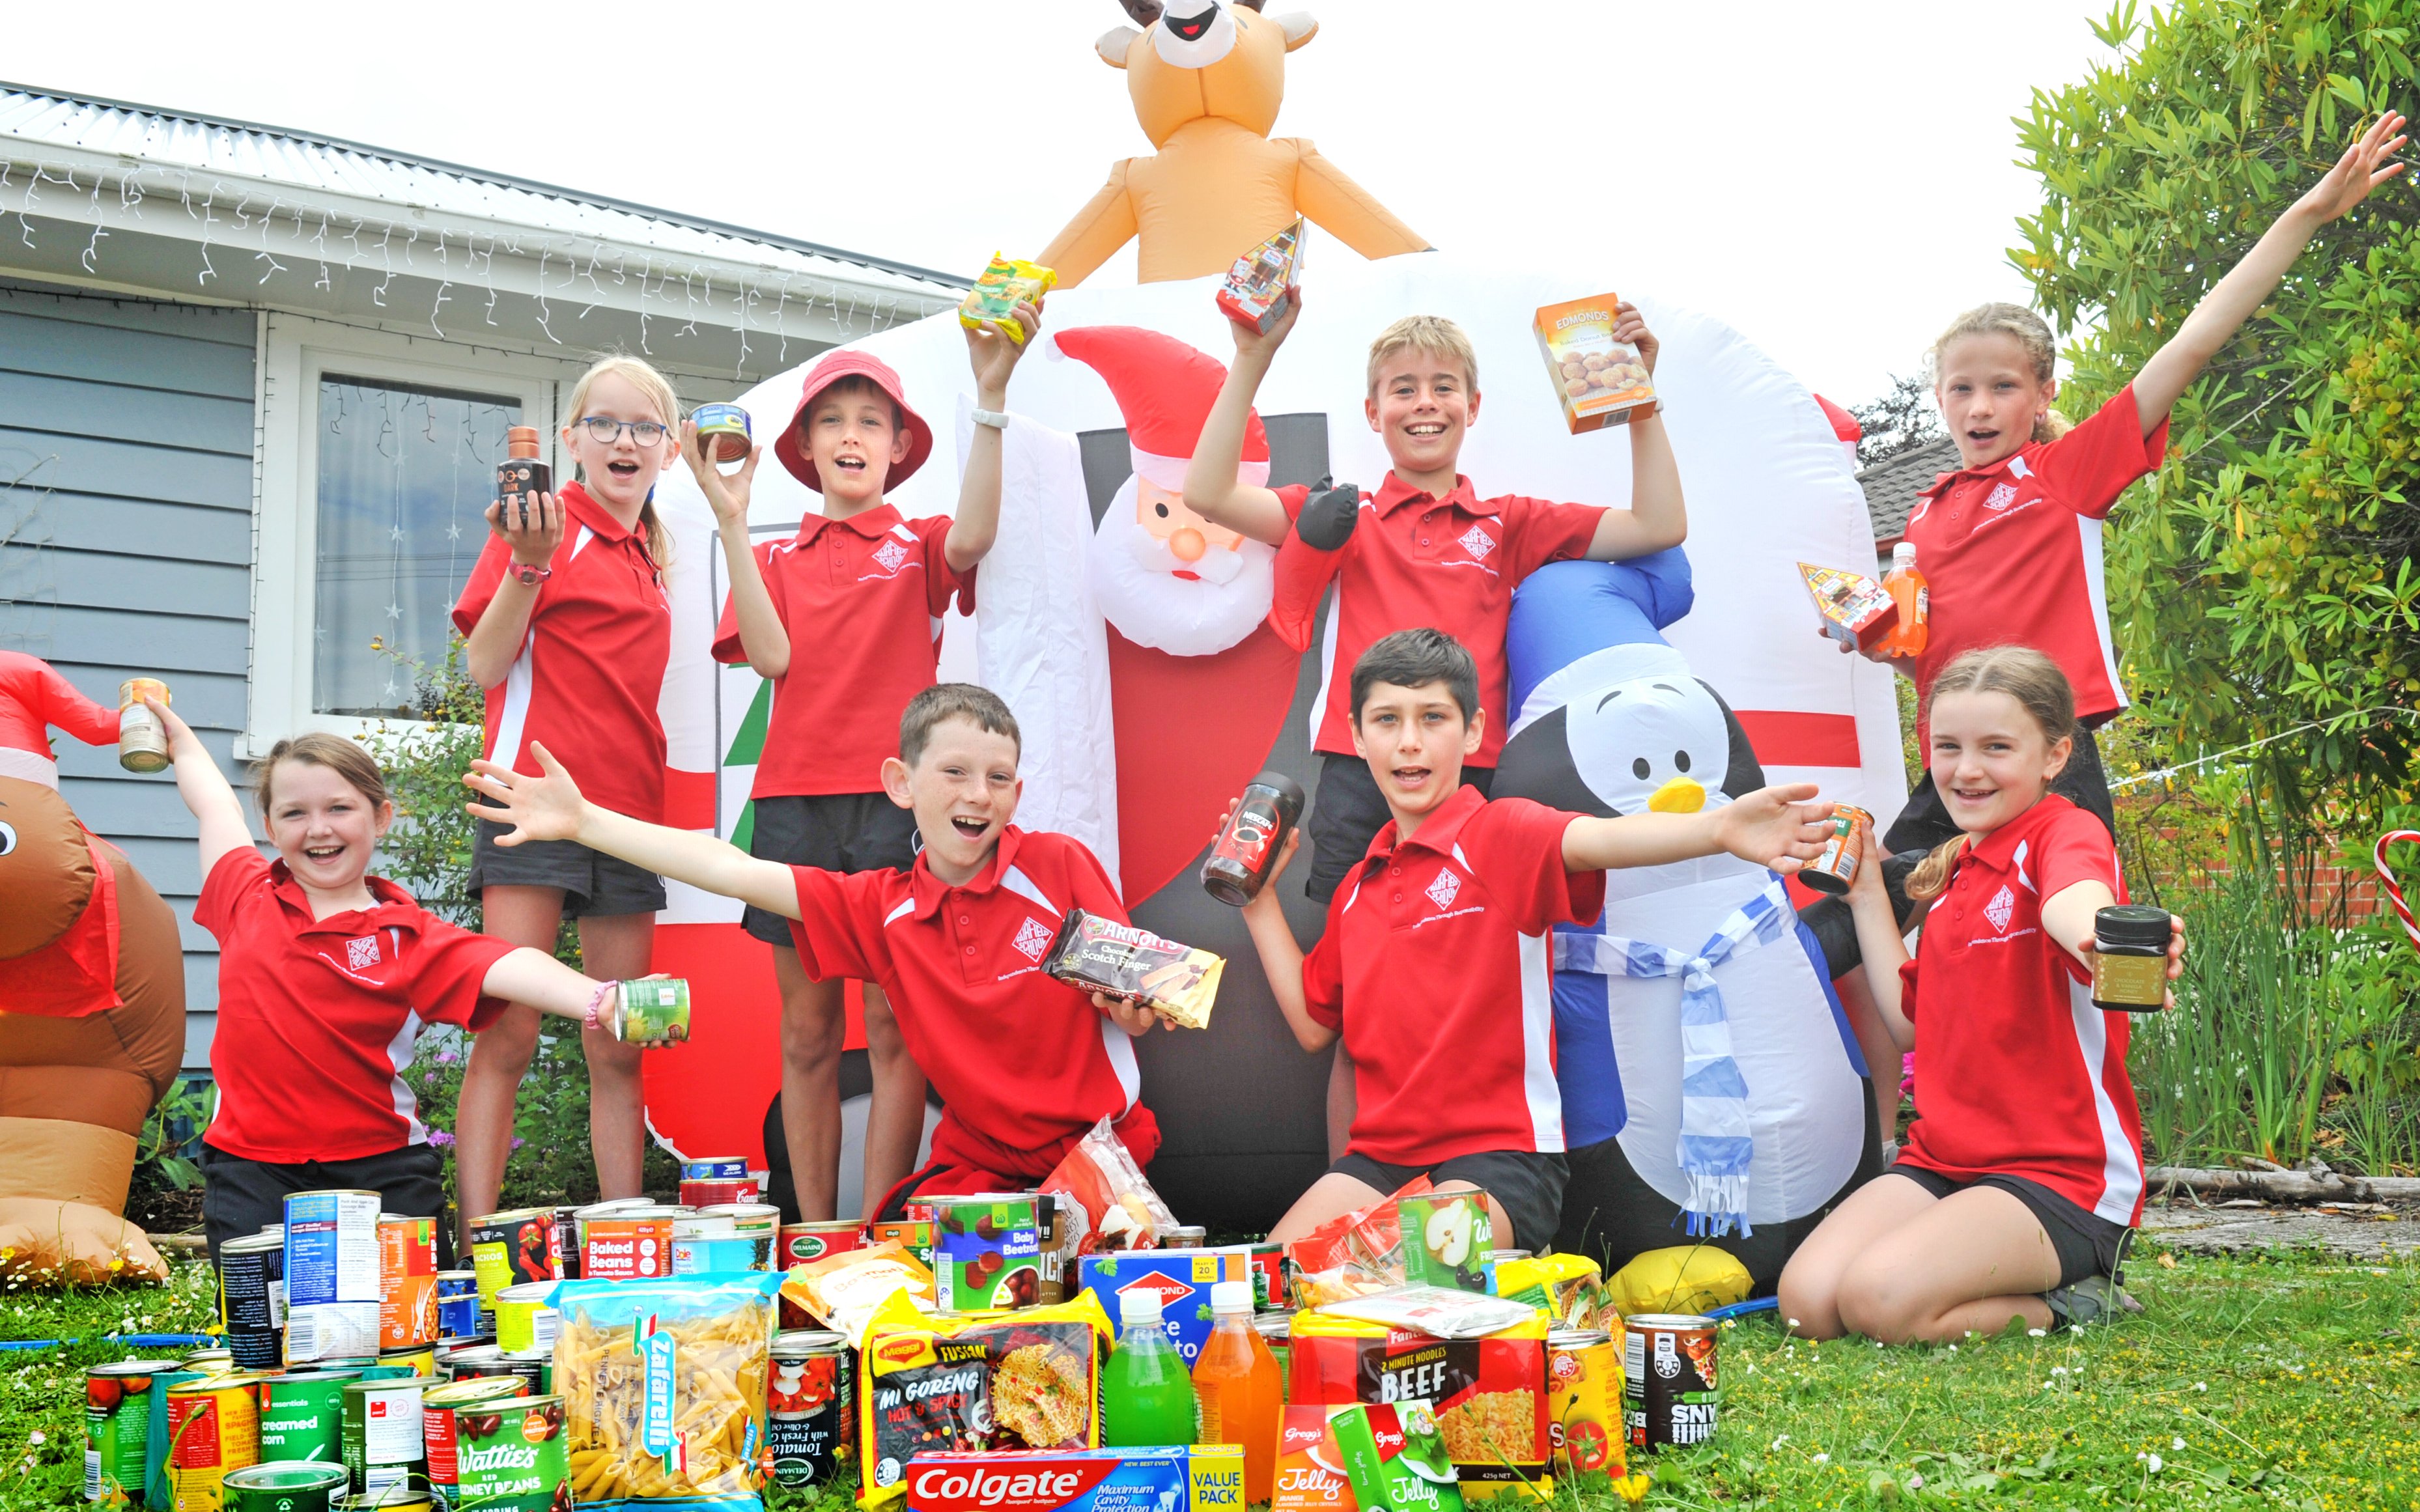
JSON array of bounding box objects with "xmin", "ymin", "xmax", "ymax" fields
[
  {"xmin": 858, "ymin": 1290, "xmax": 1115, "ymax": 1505},
  {"xmin": 549, "ymin": 1270, "xmax": 783, "ymax": 1508},
  {"xmin": 1291, "ymin": 1306, "xmax": 1551, "ymax": 1502},
  {"xmin": 1040, "ymin": 910, "xmax": 1225, "ymax": 1029}
]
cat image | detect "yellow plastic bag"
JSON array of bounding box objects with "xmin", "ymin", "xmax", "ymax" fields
[{"xmin": 1604, "ymin": 1246, "xmax": 1752, "ymax": 1319}]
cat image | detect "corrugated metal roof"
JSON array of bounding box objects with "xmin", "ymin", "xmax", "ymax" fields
[
  {"xmin": 0, "ymin": 80, "xmax": 967, "ymax": 299},
  {"xmin": 1857, "ymin": 436, "xmax": 1958, "ymax": 546}
]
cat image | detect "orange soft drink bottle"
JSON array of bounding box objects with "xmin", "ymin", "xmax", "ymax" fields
[
  {"xmin": 1881, "ymin": 542, "xmax": 1929, "ymax": 658},
  {"xmin": 1191, "ymin": 1281, "xmax": 1282, "ymax": 1501}
]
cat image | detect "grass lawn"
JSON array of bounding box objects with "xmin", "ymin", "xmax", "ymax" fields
[{"xmin": 2, "ymin": 1242, "xmax": 2412, "ymax": 1511}]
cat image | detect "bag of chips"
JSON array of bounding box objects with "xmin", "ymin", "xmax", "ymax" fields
[
  {"xmin": 859, "ymin": 1289, "xmax": 1115, "ymax": 1505},
  {"xmin": 1039, "ymin": 1115, "xmax": 1180, "ymax": 1261},
  {"xmin": 1490, "ymin": 1253, "xmax": 1612, "ymax": 1332},
  {"xmin": 551, "ymin": 1270, "xmax": 784, "ymax": 1507},
  {"xmin": 1284, "ymin": 1177, "xmax": 1433, "ymax": 1308},
  {"xmin": 780, "ymin": 1240, "xmax": 937, "ymax": 1345}
]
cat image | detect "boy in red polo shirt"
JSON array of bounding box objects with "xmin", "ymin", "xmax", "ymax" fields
[
  {"xmin": 1235, "ymin": 630, "xmax": 1834, "ymax": 1248},
  {"xmin": 686, "ymin": 305, "xmax": 1041, "ymax": 1222},
  {"xmin": 463, "ymin": 682, "xmax": 1168, "ymax": 1211}
]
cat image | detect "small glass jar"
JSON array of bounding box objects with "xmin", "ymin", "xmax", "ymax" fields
[
  {"xmin": 117, "ymin": 678, "xmax": 171, "ymax": 772},
  {"xmin": 2090, "ymin": 904, "xmax": 2173, "ymax": 1012}
]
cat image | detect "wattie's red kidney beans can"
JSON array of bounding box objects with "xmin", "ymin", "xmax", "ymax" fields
[
  {"xmin": 1202, "ymin": 770, "xmax": 1306, "ymax": 906},
  {"xmin": 1799, "ymin": 804, "xmax": 1872, "ymax": 897}
]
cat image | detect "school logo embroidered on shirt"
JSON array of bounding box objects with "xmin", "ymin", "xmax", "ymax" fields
[
  {"xmin": 1456, "ymin": 524, "xmax": 1496, "ymax": 562},
  {"xmin": 1984, "ymin": 884, "xmax": 2016, "ymax": 932},
  {"xmin": 1426, "ymin": 869, "xmax": 1463, "ymax": 910},
  {"xmin": 872, "ymin": 539, "xmax": 912, "ymax": 574},
  {"xmin": 345, "ymin": 935, "xmax": 382, "ymax": 971},
  {"xmin": 1011, "ymin": 916, "xmax": 1055, "ymax": 962},
  {"xmin": 1984, "ymin": 482, "xmax": 2020, "ymax": 512}
]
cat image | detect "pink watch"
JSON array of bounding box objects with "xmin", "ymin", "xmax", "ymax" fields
[{"xmin": 515, "ymin": 563, "xmax": 552, "ymax": 588}]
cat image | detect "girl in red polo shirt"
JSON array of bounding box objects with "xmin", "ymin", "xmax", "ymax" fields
[
  {"xmin": 1864, "ymin": 111, "xmax": 2405, "ymax": 875},
  {"xmin": 1776, "ymin": 649, "xmax": 2180, "ymax": 1343},
  {"xmin": 450, "ymin": 354, "xmax": 684, "ymax": 1231},
  {"xmin": 152, "ymin": 703, "xmax": 639, "ymax": 1261}
]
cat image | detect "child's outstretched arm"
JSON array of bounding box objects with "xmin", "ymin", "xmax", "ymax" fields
[
  {"xmin": 464, "ymin": 744, "xmax": 798, "ymax": 919},
  {"xmin": 946, "ymin": 301, "xmax": 1041, "ymax": 573},
  {"xmin": 1584, "ymin": 303, "xmax": 1687, "ymax": 560},
  {"xmin": 1229, "ymin": 822, "xmax": 1334, "ymax": 1053},
  {"xmin": 1842, "ymin": 816, "xmax": 1913, "ymax": 1052},
  {"xmin": 685, "ymin": 423, "xmax": 789, "ymax": 679},
  {"xmin": 2041, "ymin": 880, "xmax": 2188, "ymax": 1012},
  {"xmin": 1181, "ymin": 290, "xmax": 1300, "ymax": 547},
  {"xmin": 2131, "ymin": 110, "xmax": 2407, "ymax": 432},
  {"xmin": 154, "ymin": 698, "xmax": 255, "ymax": 880},
  {"xmin": 1560, "ymin": 782, "xmax": 1833, "ymax": 875}
]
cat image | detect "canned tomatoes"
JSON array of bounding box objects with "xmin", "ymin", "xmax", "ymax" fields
[
  {"xmin": 1547, "ymin": 1327, "xmax": 1623, "ymax": 1477},
  {"xmin": 767, "ymin": 1330, "xmax": 853, "ymax": 1491},
  {"xmin": 217, "ymin": 1234, "xmax": 285, "ymax": 1371},
  {"xmin": 376, "ymin": 1214, "xmax": 440, "ymax": 1352},
  {"xmin": 1799, "ymin": 804, "xmax": 1872, "ymax": 896},
  {"xmin": 1622, "ymin": 1314, "xmax": 1719, "ymax": 1451},
  {"xmin": 84, "ymin": 1359, "xmax": 173, "ymax": 1505},
  {"xmin": 165, "ymin": 1375, "xmax": 266, "ymax": 1511}
]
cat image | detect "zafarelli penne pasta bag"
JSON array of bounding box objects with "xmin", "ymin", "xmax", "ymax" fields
[{"xmin": 550, "ymin": 1270, "xmax": 783, "ymax": 1507}]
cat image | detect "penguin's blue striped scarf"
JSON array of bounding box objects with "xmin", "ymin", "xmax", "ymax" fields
[{"xmin": 1553, "ymin": 876, "xmax": 1795, "ymax": 1237}]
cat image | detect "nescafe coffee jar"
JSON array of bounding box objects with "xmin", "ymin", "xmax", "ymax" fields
[{"xmin": 1202, "ymin": 770, "xmax": 1306, "ymax": 906}]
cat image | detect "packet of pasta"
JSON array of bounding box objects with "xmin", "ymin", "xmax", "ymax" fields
[
  {"xmin": 781, "ymin": 1239, "xmax": 938, "ymax": 1345},
  {"xmin": 1291, "ymin": 1305, "xmax": 1551, "ymax": 1501},
  {"xmin": 550, "ymin": 1270, "xmax": 783, "ymax": 1508}
]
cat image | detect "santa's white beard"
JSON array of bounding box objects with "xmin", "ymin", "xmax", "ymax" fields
[{"xmin": 1088, "ymin": 488, "xmax": 1274, "ymax": 656}]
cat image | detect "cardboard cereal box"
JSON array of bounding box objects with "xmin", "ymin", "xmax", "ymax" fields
[
  {"xmin": 1798, "ymin": 562, "xmax": 1900, "ymax": 652},
  {"xmin": 1533, "ymin": 295, "xmax": 1659, "ymax": 434}
]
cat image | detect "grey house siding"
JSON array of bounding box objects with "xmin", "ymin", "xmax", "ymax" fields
[{"xmin": 0, "ymin": 277, "xmax": 255, "ymax": 1072}]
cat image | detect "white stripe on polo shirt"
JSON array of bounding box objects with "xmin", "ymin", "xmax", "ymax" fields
[
  {"xmin": 1304, "ymin": 581, "xmax": 1343, "ymax": 753},
  {"xmin": 388, "ymin": 1008, "xmax": 427, "ymax": 1145},
  {"xmin": 2066, "ymin": 977, "xmax": 2146, "ymax": 1224},
  {"xmin": 2075, "ymin": 512, "xmax": 2129, "ymax": 712},
  {"xmin": 1517, "ymin": 929, "xmax": 1563, "ymax": 1151}
]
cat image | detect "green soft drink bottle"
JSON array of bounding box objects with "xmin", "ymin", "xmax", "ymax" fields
[{"xmin": 1102, "ymin": 1290, "xmax": 1199, "ymax": 1448}]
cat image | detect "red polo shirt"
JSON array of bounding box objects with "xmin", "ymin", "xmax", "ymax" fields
[
  {"xmin": 784, "ymin": 826, "xmax": 1158, "ymax": 1180},
  {"xmin": 1275, "ymin": 476, "xmax": 1606, "ymax": 766},
  {"xmin": 1894, "ymin": 794, "xmax": 2146, "ymax": 1225},
  {"xmin": 451, "ymin": 481, "xmax": 671, "ymax": 822},
  {"xmin": 1903, "ymin": 386, "xmax": 2169, "ymax": 732},
  {"xmin": 1302, "ymin": 784, "xmax": 1603, "ymax": 1164},
  {"xmin": 196, "ymin": 848, "xmax": 514, "ymax": 1162},
  {"xmin": 711, "ymin": 506, "xmax": 973, "ymax": 797}
]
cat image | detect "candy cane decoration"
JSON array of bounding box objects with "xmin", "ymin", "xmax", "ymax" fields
[{"xmin": 2373, "ymin": 830, "xmax": 2420, "ymax": 954}]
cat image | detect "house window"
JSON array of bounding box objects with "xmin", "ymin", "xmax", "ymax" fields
[{"xmin": 312, "ymin": 375, "xmax": 520, "ymax": 716}]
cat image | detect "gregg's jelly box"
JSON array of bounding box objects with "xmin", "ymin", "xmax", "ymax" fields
[
  {"xmin": 907, "ymin": 1447, "xmax": 1244, "ymax": 1512},
  {"xmin": 1331, "ymin": 1403, "xmax": 1465, "ymax": 1512},
  {"xmin": 1274, "ymin": 1405, "xmax": 1361, "ymax": 1512},
  {"xmin": 1077, "ymin": 1250, "xmax": 1250, "ymax": 1365}
]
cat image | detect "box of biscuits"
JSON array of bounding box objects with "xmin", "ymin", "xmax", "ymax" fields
[{"xmin": 1532, "ymin": 294, "xmax": 1659, "ymax": 434}]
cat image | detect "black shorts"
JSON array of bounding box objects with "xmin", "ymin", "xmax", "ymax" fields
[
  {"xmin": 1328, "ymin": 1149, "xmax": 1566, "ymax": 1253},
  {"xmin": 1885, "ymin": 1161, "xmax": 2129, "ymax": 1289},
  {"xmin": 470, "ymin": 820, "xmax": 666, "ymax": 917},
  {"xmin": 1305, "ymin": 755, "xmax": 1494, "ymax": 903},
  {"xmin": 740, "ymin": 792, "xmax": 919, "ymax": 946},
  {"xmin": 200, "ymin": 1141, "xmax": 452, "ymax": 1267}
]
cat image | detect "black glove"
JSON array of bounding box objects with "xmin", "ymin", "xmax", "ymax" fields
[{"xmin": 1296, "ymin": 475, "xmax": 1361, "ymax": 552}]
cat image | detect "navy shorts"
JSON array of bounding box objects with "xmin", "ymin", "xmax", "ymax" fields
[
  {"xmin": 1328, "ymin": 1149, "xmax": 1567, "ymax": 1253},
  {"xmin": 470, "ymin": 820, "xmax": 666, "ymax": 917},
  {"xmin": 741, "ymin": 792, "xmax": 919, "ymax": 947},
  {"xmin": 201, "ymin": 1141, "xmax": 451, "ymax": 1267}
]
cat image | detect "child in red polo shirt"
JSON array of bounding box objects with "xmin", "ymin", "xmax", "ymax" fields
[
  {"xmin": 150, "ymin": 703, "xmax": 647, "ymax": 1261},
  {"xmin": 686, "ymin": 307, "xmax": 1039, "ymax": 1223},
  {"xmin": 1864, "ymin": 111, "xmax": 2405, "ymax": 878},
  {"xmin": 462, "ymin": 683, "xmax": 1170, "ymax": 1212},
  {"xmin": 450, "ymin": 353, "xmax": 686, "ymax": 1233},
  {"xmin": 1235, "ymin": 630, "xmax": 1834, "ymax": 1249},
  {"xmin": 1776, "ymin": 649, "xmax": 2184, "ymax": 1343}
]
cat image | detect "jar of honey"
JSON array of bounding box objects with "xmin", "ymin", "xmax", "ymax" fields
[{"xmin": 2090, "ymin": 904, "xmax": 2173, "ymax": 1012}]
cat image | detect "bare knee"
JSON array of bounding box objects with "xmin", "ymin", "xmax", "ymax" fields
[
  {"xmin": 778, "ymin": 972, "xmax": 846, "ymax": 1072},
  {"xmin": 582, "ymin": 1030, "xmax": 645, "ymax": 1088},
  {"xmin": 468, "ymin": 1014, "xmax": 539, "ymax": 1078},
  {"xmin": 1835, "ymin": 1256, "xmax": 1925, "ymax": 1343},
  {"xmin": 1775, "ymin": 1268, "xmax": 1848, "ymax": 1341}
]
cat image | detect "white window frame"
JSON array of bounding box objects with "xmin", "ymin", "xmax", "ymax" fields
[{"xmin": 244, "ymin": 312, "xmax": 578, "ymax": 756}]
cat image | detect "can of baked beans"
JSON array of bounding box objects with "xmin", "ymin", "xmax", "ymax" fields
[
  {"xmin": 1622, "ymin": 1314, "xmax": 1719, "ymax": 1451},
  {"xmin": 1798, "ymin": 804, "xmax": 1872, "ymax": 896},
  {"xmin": 377, "ymin": 1214, "xmax": 440, "ymax": 1351}
]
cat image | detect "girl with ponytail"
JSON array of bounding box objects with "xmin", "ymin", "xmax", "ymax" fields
[{"xmin": 1777, "ymin": 648, "xmax": 2182, "ymax": 1342}]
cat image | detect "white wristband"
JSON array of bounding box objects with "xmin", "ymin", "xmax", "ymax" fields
[{"xmin": 970, "ymin": 408, "xmax": 1009, "ymax": 430}]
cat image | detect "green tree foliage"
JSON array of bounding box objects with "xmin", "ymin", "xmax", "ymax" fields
[{"xmin": 2015, "ymin": 0, "xmax": 2420, "ymax": 809}]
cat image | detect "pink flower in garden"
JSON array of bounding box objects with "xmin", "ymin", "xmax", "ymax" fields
[{"xmin": 429, "ymin": 1130, "xmax": 455, "ymax": 1146}]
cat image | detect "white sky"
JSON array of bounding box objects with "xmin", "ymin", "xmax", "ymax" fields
[{"xmin": 19, "ymin": 1, "xmax": 2119, "ymax": 408}]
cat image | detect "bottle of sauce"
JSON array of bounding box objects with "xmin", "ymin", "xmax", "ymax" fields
[
  {"xmin": 496, "ymin": 425, "xmax": 551, "ymax": 529},
  {"xmin": 1191, "ymin": 1281, "xmax": 1280, "ymax": 1501},
  {"xmin": 1202, "ymin": 771, "xmax": 1306, "ymax": 906},
  {"xmin": 1880, "ymin": 542, "xmax": 1929, "ymax": 658},
  {"xmin": 117, "ymin": 679, "xmax": 171, "ymax": 773},
  {"xmin": 1101, "ymin": 1291, "xmax": 1196, "ymax": 1448}
]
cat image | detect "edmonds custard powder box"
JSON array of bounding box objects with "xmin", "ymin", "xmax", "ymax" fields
[{"xmin": 1533, "ymin": 294, "xmax": 1659, "ymax": 434}]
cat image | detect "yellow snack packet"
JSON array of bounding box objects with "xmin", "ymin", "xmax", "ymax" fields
[{"xmin": 961, "ymin": 253, "xmax": 1055, "ymax": 344}]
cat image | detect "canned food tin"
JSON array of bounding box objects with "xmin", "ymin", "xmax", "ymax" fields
[
  {"xmin": 777, "ymin": 1220, "xmax": 865, "ymax": 1268},
  {"xmin": 432, "ymin": 1273, "xmax": 480, "ymax": 1343},
  {"xmin": 376, "ymin": 1346, "xmax": 437, "ymax": 1379},
  {"xmin": 442, "ymin": 1349, "xmax": 548, "ymax": 1397},
  {"xmin": 672, "ymin": 1213, "xmax": 764, "ymax": 1276},
  {"xmin": 1622, "ymin": 1314, "xmax": 1718, "ymax": 1451},
  {"xmin": 424, "ymin": 1387, "xmax": 563, "ymax": 1512},
  {"xmin": 699, "ymin": 1201, "xmax": 781, "ymax": 1235},
  {"xmin": 492, "ymin": 1281, "xmax": 557, "ymax": 1358},
  {"xmin": 340, "ymin": 1377, "xmax": 432, "ymax": 1503},
  {"xmin": 466, "ymin": 1209, "xmax": 559, "ymax": 1314},
  {"xmin": 83, "ymin": 1359, "xmax": 174, "ymax": 1505},
  {"xmin": 283, "ymin": 1191, "xmax": 382, "ymax": 1365},
  {"xmin": 431, "ymin": 1340, "xmax": 497, "ymax": 1382},
  {"xmin": 182, "ymin": 1351, "xmax": 235, "ymax": 1374},
  {"xmin": 1164, "ymin": 1225, "xmax": 1207, "ymax": 1247},
  {"xmin": 218, "ymin": 1234, "xmax": 286, "ymax": 1372},
  {"xmin": 612, "ymin": 977, "xmax": 691, "ymax": 1044},
  {"xmin": 691, "ymin": 402, "xmax": 753, "ymax": 463},
  {"xmin": 550, "ymin": 1207, "xmax": 583, "ymax": 1281},
  {"xmin": 864, "ymin": 1220, "xmax": 933, "ymax": 1270},
  {"xmin": 256, "ymin": 1369, "xmax": 360, "ymax": 1466},
  {"xmin": 1799, "ymin": 805, "xmax": 1872, "ymax": 896},
  {"xmin": 579, "ymin": 1203, "xmax": 684, "ymax": 1280},
  {"xmin": 166, "ymin": 1376, "xmax": 265, "ymax": 1511},
  {"xmin": 336, "ymin": 1496, "xmax": 429, "ymax": 1511},
  {"xmin": 677, "ymin": 1176, "xmax": 761, "ymax": 1208},
  {"xmin": 141, "ymin": 1367, "xmax": 204, "ymax": 1509},
  {"xmin": 681, "ymin": 1156, "xmax": 751, "ymax": 1181},
  {"xmin": 931, "ymin": 1194, "xmax": 1041, "ymax": 1312},
  {"xmin": 1235, "ymin": 1241, "xmax": 1286, "ymax": 1311},
  {"xmin": 1547, "ymin": 1328, "xmax": 1623, "ymax": 1477},
  {"xmin": 376, "ymin": 1216, "xmax": 440, "ymax": 1352},
  {"xmin": 117, "ymin": 679, "xmax": 171, "ymax": 773},
  {"xmin": 1251, "ymin": 1313, "xmax": 1290, "ymax": 1385},
  {"xmin": 767, "ymin": 1330, "xmax": 854, "ymax": 1491},
  {"xmin": 221, "ymin": 1460, "xmax": 348, "ymax": 1511}
]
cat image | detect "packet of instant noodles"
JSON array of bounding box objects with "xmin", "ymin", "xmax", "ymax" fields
[
  {"xmin": 1040, "ymin": 910, "xmax": 1225, "ymax": 1029},
  {"xmin": 1039, "ymin": 1115, "xmax": 1179, "ymax": 1259},
  {"xmin": 550, "ymin": 1270, "xmax": 783, "ymax": 1507},
  {"xmin": 960, "ymin": 254, "xmax": 1054, "ymax": 344},
  {"xmin": 1293, "ymin": 1306, "xmax": 1549, "ymax": 1502},
  {"xmin": 780, "ymin": 1240, "xmax": 937, "ymax": 1346}
]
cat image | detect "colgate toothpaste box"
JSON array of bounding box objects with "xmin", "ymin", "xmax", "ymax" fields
[{"xmin": 905, "ymin": 1446, "xmax": 1243, "ymax": 1512}]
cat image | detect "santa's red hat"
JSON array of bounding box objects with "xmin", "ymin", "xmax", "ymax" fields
[
  {"xmin": 1052, "ymin": 327, "xmax": 1269, "ymax": 492},
  {"xmin": 0, "ymin": 651, "xmax": 121, "ymax": 789}
]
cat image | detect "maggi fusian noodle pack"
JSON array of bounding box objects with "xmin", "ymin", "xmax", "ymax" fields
[
  {"xmin": 1291, "ymin": 1306, "xmax": 1551, "ymax": 1501},
  {"xmin": 858, "ymin": 1291, "xmax": 1114, "ymax": 1505},
  {"xmin": 1040, "ymin": 910, "xmax": 1224, "ymax": 1029}
]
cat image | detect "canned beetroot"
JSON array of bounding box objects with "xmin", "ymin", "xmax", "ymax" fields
[{"xmin": 1798, "ymin": 805, "xmax": 1872, "ymax": 896}]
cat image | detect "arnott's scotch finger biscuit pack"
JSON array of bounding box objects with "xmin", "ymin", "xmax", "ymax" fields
[
  {"xmin": 1040, "ymin": 910, "xmax": 1225, "ymax": 1029},
  {"xmin": 1533, "ymin": 295, "xmax": 1659, "ymax": 434}
]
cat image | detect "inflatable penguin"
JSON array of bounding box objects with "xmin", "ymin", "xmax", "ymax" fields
[{"xmin": 1493, "ymin": 558, "xmax": 1881, "ymax": 1290}]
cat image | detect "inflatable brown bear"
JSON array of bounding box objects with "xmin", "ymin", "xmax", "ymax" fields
[{"xmin": 0, "ymin": 651, "xmax": 184, "ymax": 1283}]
